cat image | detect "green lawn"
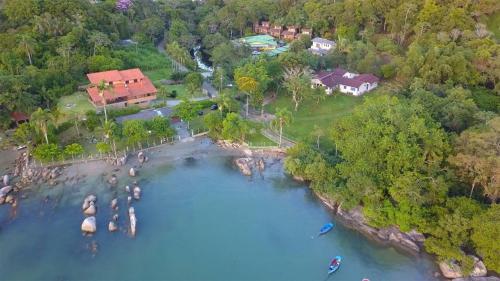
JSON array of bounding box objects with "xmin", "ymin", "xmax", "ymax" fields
[
  {"xmin": 57, "ymin": 92, "xmax": 95, "ymax": 122},
  {"xmin": 144, "ymin": 68, "xmax": 173, "ymax": 82},
  {"xmin": 265, "ymin": 93, "xmax": 369, "ymax": 141},
  {"xmin": 246, "ymin": 132, "xmax": 277, "ymax": 147}
]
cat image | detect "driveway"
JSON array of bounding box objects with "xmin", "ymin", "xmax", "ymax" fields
[{"xmin": 115, "ymin": 107, "xmax": 173, "ymax": 123}]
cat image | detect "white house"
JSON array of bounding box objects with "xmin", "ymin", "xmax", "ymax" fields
[
  {"xmin": 309, "ymin": 37, "xmax": 336, "ymax": 56},
  {"xmin": 311, "ymin": 68, "xmax": 379, "ymax": 96}
]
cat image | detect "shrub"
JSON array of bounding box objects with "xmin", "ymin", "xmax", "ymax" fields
[
  {"xmin": 107, "ymin": 106, "xmax": 141, "ymax": 119},
  {"xmin": 169, "ymin": 90, "xmax": 177, "ymax": 98}
]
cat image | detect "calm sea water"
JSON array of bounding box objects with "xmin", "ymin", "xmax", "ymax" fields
[{"xmin": 0, "ymin": 155, "xmax": 438, "ymax": 281}]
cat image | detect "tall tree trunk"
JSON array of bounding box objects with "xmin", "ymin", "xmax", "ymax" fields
[
  {"xmin": 469, "ymin": 182, "xmax": 476, "ymax": 198},
  {"xmin": 43, "ymin": 127, "xmax": 49, "ymax": 144},
  {"xmin": 246, "ymin": 95, "xmax": 249, "ymax": 117},
  {"xmin": 112, "ymin": 139, "xmax": 117, "ymax": 159},
  {"xmin": 25, "ymin": 47, "xmax": 32, "ymax": 65}
]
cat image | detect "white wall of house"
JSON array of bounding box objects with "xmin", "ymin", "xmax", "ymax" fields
[
  {"xmin": 311, "ymin": 42, "xmax": 333, "ymax": 51},
  {"xmin": 338, "ymin": 82, "xmax": 378, "ymax": 96}
]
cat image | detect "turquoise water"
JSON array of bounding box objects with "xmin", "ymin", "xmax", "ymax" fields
[{"xmin": 0, "ymin": 155, "xmax": 438, "ymax": 280}]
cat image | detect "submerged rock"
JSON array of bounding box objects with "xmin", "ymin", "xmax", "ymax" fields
[
  {"xmin": 257, "ymin": 158, "xmax": 265, "ymax": 171},
  {"xmin": 129, "ymin": 168, "xmax": 136, "ymax": 177},
  {"xmin": 3, "ymin": 174, "xmax": 9, "ymax": 186},
  {"xmin": 113, "ymin": 214, "xmax": 119, "ymax": 221},
  {"xmin": 129, "ymin": 207, "xmax": 137, "ymax": 237},
  {"xmin": 138, "ymin": 152, "xmax": 146, "ymax": 164},
  {"xmin": 111, "ymin": 198, "xmax": 118, "ymax": 210},
  {"xmin": 0, "ymin": 186, "xmax": 13, "ymax": 204},
  {"xmin": 81, "ymin": 216, "xmax": 97, "ymax": 233},
  {"xmin": 108, "ymin": 175, "xmax": 118, "ymax": 186},
  {"xmin": 125, "ymin": 185, "xmax": 130, "ymax": 193},
  {"xmin": 5, "ymin": 195, "xmax": 14, "ymax": 204},
  {"xmin": 108, "ymin": 221, "xmax": 118, "ymax": 232},
  {"xmin": 83, "ymin": 203, "xmax": 96, "ymax": 216},
  {"xmin": 453, "ymin": 277, "xmax": 500, "ymax": 281}
]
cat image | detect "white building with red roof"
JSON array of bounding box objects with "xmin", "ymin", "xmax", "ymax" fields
[
  {"xmin": 311, "ymin": 68, "xmax": 379, "ymax": 96},
  {"xmin": 86, "ymin": 68, "xmax": 157, "ymax": 108}
]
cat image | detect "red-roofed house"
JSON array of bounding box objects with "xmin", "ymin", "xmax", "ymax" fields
[
  {"xmin": 311, "ymin": 68, "xmax": 379, "ymax": 96},
  {"xmin": 86, "ymin": 68, "xmax": 157, "ymax": 108}
]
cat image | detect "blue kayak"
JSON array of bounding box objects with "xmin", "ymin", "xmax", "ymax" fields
[
  {"xmin": 328, "ymin": 256, "xmax": 342, "ymax": 274},
  {"xmin": 319, "ymin": 222, "xmax": 334, "ymax": 235}
]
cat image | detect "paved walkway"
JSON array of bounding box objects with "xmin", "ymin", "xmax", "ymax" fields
[{"xmin": 261, "ymin": 129, "xmax": 295, "ymax": 148}]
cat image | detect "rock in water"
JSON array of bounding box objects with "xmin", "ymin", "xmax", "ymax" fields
[
  {"xmin": 111, "ymin": 198, "xmax": 118, "ymax": 210},
  {"xmin": 127, "ymin": 196, "xmax": 132, "ymax": 204},
  {"xmin": 108, "ymin": 175, "xmax": 118, "ymax": 186},
  {"xmin": 471, "ymin": 256, "xmax": 487, "ymax": 277},
  {"xmin": 108, "ymin": 221, "xmax": 118, "ymax": 232},
  {"xmin": 83, "ymin": 203, "xmax": 97, "ymax": 216},
  {"xmin": 0, "ymin": 186, "xmax": 13, "ymax": 204},
  {"xmin": 5, "ymin": 195, "xmax": 14, "ymax": 204},
  {"xmin": 125, "ymin": 185, "xmax": 130, "ymax": 193},
  {"xmin": 133, "ymin": 186, "xmax": 141, "ymax": 200},
  {"xmin": 129, "ymin": 207, "xmax": 137, "ymax": 237},
  {"xmin": 138, "ymin": 152, "xmax": 146, "ymax": 164},
  {"xmin": 3, "ymin": 174, "xmax": 9, "ymax": 186},
  {"xmin": 234, "ymin": 158, "xmax": 252, "ymax": 176},
  {"xmin": 129, "ymin": 168, "xmax": 136, "ymax": 177},
  {"xmin": 113, "ymin": 214, "xmax": 119, "ymax": 221},
  {"xmin": 81, "ymin": 216, "xmax": 97, "ymax": 233},
  {"xmin": 439, "ymin": 260, "xmax": 463, "ymax": 279},
  {"xmin": 257, "ymin": 158, "xmax": 265, "ymax": 171}
]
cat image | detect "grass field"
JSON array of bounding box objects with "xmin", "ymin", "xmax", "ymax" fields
[
  {"xmin": 485, "ymin": 11, "xmax": 500, "ymax": 40},
  {"xmin": 265, "ymin": 93, "xmax": 369, "ymax": 141},
  {"xmin": 57, "ymin": 92, "xmax": 95, "ymax": 122},
  {"xmin": 246, "ymin": 132, "xmax": 277, "ymax": 147}
]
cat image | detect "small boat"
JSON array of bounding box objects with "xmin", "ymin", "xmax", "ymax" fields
[
  {"xmin": 328, "ymin": 256, "xmax": 342, "ymax": 274},
  {"xmin": 319, "ymin": 222, "xmax": 334, "ymax": 235}
]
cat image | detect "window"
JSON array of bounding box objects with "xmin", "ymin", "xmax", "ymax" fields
[{"xmin": 351, "ymin": 87, "xmax": 356, "ymax": 91}]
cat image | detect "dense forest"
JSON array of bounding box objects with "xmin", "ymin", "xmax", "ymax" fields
[{"xmin": 0, "ymin": 0, "xmax": 499, "ymax": 275}]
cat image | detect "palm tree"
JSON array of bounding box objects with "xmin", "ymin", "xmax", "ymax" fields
[
  {"xmin": 99, "ymin": 121, "xmax": 119, "ymax": 158},
  {"xmin": 272, "ymin": 107, "xmax": 292, "ymax": 148},
  {"xmin": 31, "ymin": 108, "xmax": 55, "ymax": 144},
  {"xmin": 95, "ymin": 80, "xmax": 113, "ymax": 123},
  {"xmin": 18, "ymin": 34, "xmax": 36, "ymax": 65}
]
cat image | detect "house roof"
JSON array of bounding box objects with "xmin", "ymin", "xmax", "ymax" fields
[
  {"xmin": 314, "ymin": 68, "xmax": 379, "ymax": 89},
  {"xmin": 312, "ymin": 37, "xmax": 335, "ymax": 45},
  {"xmin": 86, "ymin": 68, "xmax": 145, "ymax": 84}
]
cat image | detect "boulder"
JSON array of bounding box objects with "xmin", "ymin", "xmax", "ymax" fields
[
  {"xmin": 113, "ymin": 214, "xmax": 119, "ymax": 221},
  {"xmin": 0, "ymin": 186, "xmax": 13, "ymax": 197},
  {"xmin": 471, "ymin": 256, "xmax": 487, "ymax": 277},
  {"xmin": 111, "ymin": 198, "xmax": 118, "ymax": 210},
  {"xmin": 133, "ymin": 186, "xmax": 141, "ymax": 200},
  {"xmin": 125, "ymin": 185, "xmax": 130, "ymax": 193},
  {"xmin": 129, "ymin": 207, "xmax": 137, "ymax": 237},
  {"xmin": 234, "ymin": 158, "xmax": 252, "ymax": 176},
  {"xmin": 439, "ymin": 260, "xmax": 463, "ymax": 279},
  {"xmin": 127, "ymin": 196, "xmax": 132, "ymax": 204},
  {"xmin": 257, "ymin": 158, "xmax": 265, "ymax": 171},
  {"xmin": 81, "ymin": 216, "xmax": 97, "ymax": 233},
  {"xmin": 108, "ymin": 175, "xmax": 118, "ymax": 186},
  {"xmin": 3, "ymin": 174, "xmax": 9, "ymax": 186},
  {"xmin": 5, "ymin": 195, "xmax": 14, "ymax": 204},
  {"xmin": 83, "ymin": 203, "xmax": 96, "ymax": 216},
  {"xmin": 85, "ymin": 194, "xmax": 97, "ymax": 203},
  {"xmin": 49, "ymin": 167, "xmax": 61, "ymax": 179},
  {"xmin": 138, "ymin": 152, "xmax": 146, "ymax": 164},
  {"xmin": 129, "ymin": 168, "xmax": 136, "ymax": 177},
  {"xmin": 108, "ymin": 221, "xmax": 118, "ymax": 232},
  {"xmin": 407, "ymin": 229, "xmax": 425, "ymax": 243}
]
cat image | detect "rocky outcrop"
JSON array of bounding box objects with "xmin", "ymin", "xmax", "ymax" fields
[
  {"xmin": 257, "ymin": 158, "xmax": 265, "ymax": 171},
  {"xmin": 129, "ymin": 168, "xmax": 136, "ymax": 177},
  {"xmin": 438, "ymin": 256, "xmax": 487, "ymax": 279},
  {"xmin": 108, "ymin": 221, "xmax": 118, "ymax": 232},
  {"xmin": 234, "ymin": 158, "xmax": 253, "ymax": 176},
  {"xmin": 129, "ymin": 207, "xmax": 137, "ymax": 237},
  {"xmin": 133, "ymin": 186, "xmax": 141, "ymax": 200},
  {"xmin": 81, "ymin": 216, "xmax": 97, "ymax": 233}
]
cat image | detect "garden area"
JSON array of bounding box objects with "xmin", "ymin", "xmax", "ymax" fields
[{"xmin": 57, "ymin": 92, "xmax": 95, "ymax": 123}]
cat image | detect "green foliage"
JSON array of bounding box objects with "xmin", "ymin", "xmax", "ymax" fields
[
  {"xmin": 33, "ymin": 143, "xmax": 62, "ymax": 163},
  {"xmin": 84, "ymin": 110, "xmax": 100, "ymax": 132},
  {"xmin": 13, "ymin": 122, "xmax": 35, "ymax": 145},
  {"xmin": 145, "ymin": 116, "xmax": 175, "ymax": 139},
  {"xmin": 64, "ymin": 143, "xmax": 84, "ymax": 160},
  {"xmin": 203, "ymin": 111, "xmax": 224, "ymax": 139},
  {"xmin": 184, "ymin": 72, "xmax": 203, "ymax": 97},
  {"xmin": 174, "ymin": 99, "xmax": 201, "ymax": 128},
  {"xmin": 221, "ymin": 113, "xmax": 250, "ymax": 142},
  {"xmin": 471, "ymin": 204, "xmax": 500, "ymax": 272},
  {"xmin": 107, "ymin": 106, "xmax": 141, "ymax": 119},
  {"xmin": 96, "ymin": 142, "xmax": 111, "ymax": 154},
  {"xmin": 122, "ymin": 119, "xmax": 148, "ymax": 147},
  {"xmin": 88, "ymin": 55, "xmax": 123, "ymax": 72}
]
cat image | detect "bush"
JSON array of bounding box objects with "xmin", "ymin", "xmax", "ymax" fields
[
  {"xmin": 33, "ymin": 143, "xmax": 63, "ymax": 162},
  {"xmin": 195, "ymin": 99, "xmax": 216, "ymax": 109},
  {"xmin": 55, "ymin": 121, "xmax": 73, "ymax": 134},
  {"xmin": 152, "ymin": 102, "xmax": 166, "ymax": 109},
  {"xmin": 471, "ymin": 88, "xmax": 500, "ymax": 112},
  {"xmin": 169, "ymin": 90, "xmax": 177, "ymax": 98}
]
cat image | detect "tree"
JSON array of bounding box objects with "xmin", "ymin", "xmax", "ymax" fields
[
  {"xmin": 89, "ymin": 31, "xmax": 112, "ymax": 56},
  {"xmin": 272, "ymin": 107, "xmax": 292, "ymax": 148},
  {"xmin": 331, "ymin": 95, "xmax": 450, "ymax": 229},
  {"xmin": 222, "ymin": 113, "xmax": 250, "ymax": 142},
  {"xmin": 17, "ymin": 34, "xmax": 36, "ymax": 65},
  {"xmin": 123, "ymin": 119, "xmax": 148, "ymax": 149},
  {"xmin": 13, "ymin": 122, "xmax": 35, "ymax": 145},
  {"xmin": 157, "ymin": 85, "xmax": 169, "ymax": 103},
  {"xmin": 99, "ymin": 121, "xmax": 120, "ymax": 158},
  {"xmin": 448, "ymin": 117, "xmax": 500, "ymax": 201},
  {"xmin": 204, "ymin": 111, "xmax": 224, "ymax": 138},
  {"xmin": 282, "ymin": 66, "xmax": 312, "ymax": 111},
  {"xmin": 312, "ymin": 124, "xmax": 325, "ymax": 149},
  {"xmin": 96, "ymin": 142, "xmax": 111, "ymax": 155},
  {"xmin": 174, "ymin": 99, "xmax": 200, "ymax": 130},
  {"xmin": 64, "ymin": 143, "xmax": 84, "ymax": 160},
  {"xmin": 95, "ymin": 80, "xmax": 113, "ymax": 123},
  {"xmin": 33, "ymin": 143, "xmax": 62, "ymax": 163},
  {"xmin": 146, "ymin": 116, "xmax": 175, "ymax": 139},
  {"xmin": 30, "ymin": 108, "xmax": 55, "ymax": 144},
  {"xmin": 234, "ymin": 59, "xmax": 270, "ymax": 116},
  {"xmin": 311, "ymin": 87, "xmax": 326, "ymax": 104},
  {"xmin": 185, "ymin": 72, "xmax": 203, "ymax": 98},
  {"xmin": 471, "ymin": 204, "xmax": 500, "ymax": 273},
  {"xmin": 235, "ymin": 76, "xmax": 257, "ymax": 117}
]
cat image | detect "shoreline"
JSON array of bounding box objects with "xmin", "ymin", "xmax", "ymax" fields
[{"xmin": 0, "ymin": 138, "xmax": 491, "ymax": 280}]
